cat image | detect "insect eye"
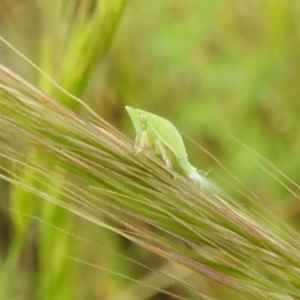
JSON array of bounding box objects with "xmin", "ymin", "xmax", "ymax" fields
[{"xmin": 139, "ymin": 114, "xmax": 147, "ymax": 123}]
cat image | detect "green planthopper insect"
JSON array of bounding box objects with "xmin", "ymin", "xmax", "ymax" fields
[{"xmin": 126, "ymin": 106, "xmax": 214, "ymax": 190}]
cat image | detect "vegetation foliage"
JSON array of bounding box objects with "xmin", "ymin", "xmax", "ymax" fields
[{"xmin": 0, "ymin": 1, "xmax": 300, "ymax": 299}]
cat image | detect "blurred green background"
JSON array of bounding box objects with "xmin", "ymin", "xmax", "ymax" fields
[{"xmin": 1, "ymin": 0, "xmax": 300, "ymax": 299}]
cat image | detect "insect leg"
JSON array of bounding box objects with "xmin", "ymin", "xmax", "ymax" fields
[
  {"xmin": 134, "ymin": 130, "xmax": 151, "ymax": 155},
  {"xmin": 154, "ymin": 139, "xmax": 172, "ymax": 169}
]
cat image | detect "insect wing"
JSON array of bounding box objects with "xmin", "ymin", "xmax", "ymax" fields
[{"xmin": 147, "ymin": 114, "xmax": 187, "ymax": 159}]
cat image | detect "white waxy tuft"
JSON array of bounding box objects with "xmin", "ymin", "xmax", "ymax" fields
[{"xmin": 188, "ymin": 168, "xmax": 216, "ymax": 192}]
